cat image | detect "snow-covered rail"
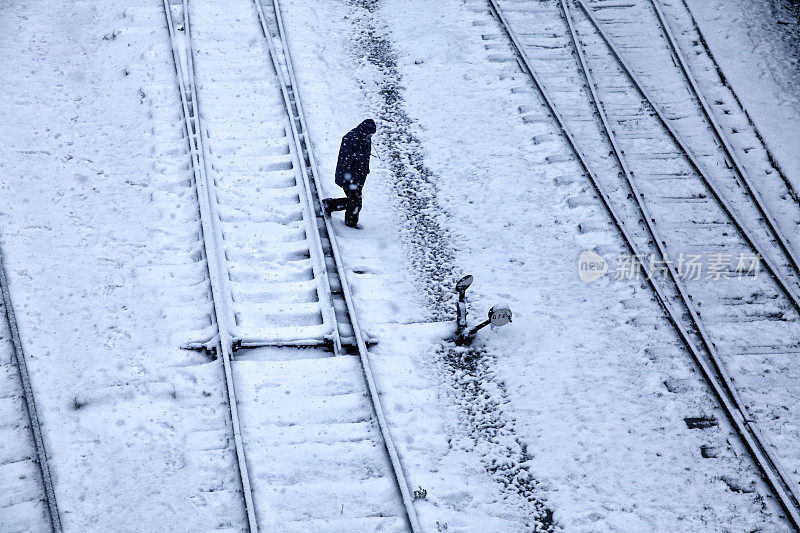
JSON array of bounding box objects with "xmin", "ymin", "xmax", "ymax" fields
[
  {"xmin": 162, "ymin": 0, "xmax": 419, "ymax": 530},
  {"xmin": 0, "ymin": 255, "xmax": 61, "ymax": 531},
  {"xmin": 596, "ymin": 0, "xmax": 800, "ymax": 279},
  {"xmin": 487, "ymin": 0, "xmax": 800, "ymax": 527}
]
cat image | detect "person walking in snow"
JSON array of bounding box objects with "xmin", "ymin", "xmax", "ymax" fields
[{"xmin": 322, "ymin": 119, "xmax": 377, "ymax": 228}]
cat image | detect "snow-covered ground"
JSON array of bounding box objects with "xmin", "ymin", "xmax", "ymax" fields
[
  {"xmin": 0, "ymin": 1, "xmax": 246, "ymax": 529},
  {"xmin": 1, "ymin": 0, "xmax": 799, "ymax": 530},
  {"xmin": 686, "ymin": 0, "xmax": 800, "ymax": 186},
  {"xmin": 0, "ymin": 293, "xmax": 51, "ymax": 532},
  {"xmin": 281, "ymin": 0, "xmax": 793, "ymax": 528},
  {"xmin": 279, "ymin": 1, "xmax": 542, "ymax": 528}
]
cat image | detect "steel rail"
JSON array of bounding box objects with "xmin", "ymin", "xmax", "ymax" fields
[
  {"xmin": 231, "ymin": 0, "xmax": 342, "ymax": 356},
  {"xmin": 576, "ymin": 0, "xmax": 800, "ymax": 315},
  {"xmin": 559, "ymin": 0, "xmax": 753, "ymax": 415},
  {"xmin": 251, "ymin": 0, "xmax": 422, "ymax": 529},
  {"xmin": 161, "ymin": 1, "xmax": 259, "ymax": 529},
  {"xmin": 0, "ymin": 254, "xmax": 61, "ymax": 532},
  {"xmin": 487, "ymin": 0, "xmax": 800, "ymax": 527},
  {"xmin": 649, "ymin": 0, "xmax": 800, "ymax": 276},
  {"xmin": 559, "ymin": 0, "xmax": 800, "ymax": 525},
  {"xmin": 675, "ymin": 0, "xmax": 799, "ymax": 207}
]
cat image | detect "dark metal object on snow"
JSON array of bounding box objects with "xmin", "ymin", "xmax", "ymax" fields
[
  {"xmin": 684, "ymin": 416, "xmax": 718, "ymax": 429},
  {"xmin": 453, "ymin": 275, "xmax": 512, "ymax": 346},
  {"xmin": 455, "ymin": 274, "xmax": 473, "ymax": 337}
]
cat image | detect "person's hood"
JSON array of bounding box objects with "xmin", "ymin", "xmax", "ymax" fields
[{"xmin": 354, "ymin": 119, "xmax": 376, "ymax": 136}]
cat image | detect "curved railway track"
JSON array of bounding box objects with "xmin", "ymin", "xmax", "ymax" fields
[
  {"xmin": 658, "ymin": 0, "xmax": 800, "ymax": 209},
  {"xmin": 0, "ymin": 254, "xmax": 60, "ymax": 532},
  {"xmin": 162, "ymin": 0, "xmax": 420, "ymax": 530},
  {"xmin": 487, "ymin": 0, "xmax": 800, "ymax": 527}
]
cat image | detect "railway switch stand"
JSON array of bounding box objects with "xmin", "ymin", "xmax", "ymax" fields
[{"xmin": 454, "ymin": 275, "xmax": 512, "ymax": 346}]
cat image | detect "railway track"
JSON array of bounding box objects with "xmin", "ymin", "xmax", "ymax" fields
[
  {"xmin": 487, "ymin": 0, "xmax": 800, "ymax": 527},
  {"xmin": 594, "ymin": 0, "xmax": 800, "ymax": 268},
  {"xmin": 162, "ymin": 0, "xmax": 419, "ymax": 530},
  {"xmin": 0, "ymin": 255, "xmax": 60, "ymax": 532},
  {"xmin": 661, "ymin": 0, "xmax": 800, "ymax": 210}
]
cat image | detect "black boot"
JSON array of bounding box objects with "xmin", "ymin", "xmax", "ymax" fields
[
  {"xmin": 321, "ymin": 199, "xmax": 331, "ymax": 216},
  {"xmin": 345, "ymin": 210, "xmax": 360, "ymax": 229},
  {"xmin": 345, "ymin": 200, "xmax": 361, "ymax": 228}
]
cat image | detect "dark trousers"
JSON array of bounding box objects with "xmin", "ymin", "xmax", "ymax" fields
[{"xmin": 324, "ymin": 189, "xmax": 362, "ymax": 226}]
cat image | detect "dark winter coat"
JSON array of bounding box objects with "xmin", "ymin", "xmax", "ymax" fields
[{"xmin": 334, "ymin": 119, "xmax": 376, "ymax": 191}]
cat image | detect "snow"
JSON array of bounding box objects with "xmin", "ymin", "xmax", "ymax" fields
[
  {"xmin": 279, "ymin": 0, "xmax": 535, "ymax": 527},
  {"xmin": 233, "ymin": 349, "xmax": 407, "ymax": 531},
  {"xmin": 685, "ymin": 0, "xmax": 800, "ymax": 187},
  {"xmin": 0, "ymin": 1, "xmax": 245, "ymax": 529},
  {"xmin": 368, "ymin": 0, "xmax": 786, "ymax": 527},
  {"xmin": 0, "ymin": 0, "xmax": 799, "ymax": 529},
  {"xmin": 0, "ymin": 307, "xmax": 50, "ymax": 532}
]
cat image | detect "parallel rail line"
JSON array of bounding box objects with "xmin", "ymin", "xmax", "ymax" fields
[
  {"xmin": 669, "ymin": 0, "xmax": 800, "ymax": 208},
  {"xmin": 253, "ymin": 0, "xmax": 422, "ymax": 529},
  {"xmin": 648, "ymin": 0, "xmax": 800, "ymax": 276},
  {"xmin": 488, "ymin": 0, "xmax": 800, "ymax": 527},
  {"xmin": 163, "ymin": 0, "xmax": 420, "ymax": 529},
  {"xmin": 576, "ymin": 0, "xmax": 800, "ymax": 311},
  {"xmin": 569, "ymin": 0, "xmax": 800, "ymax": 523},
  {"xmin": 161, "ymin": 0, "xmax": 258, "ymax": 528},
  {"xmin": 0, "ymin": 251, "xmax": 61, "ymax": 531}
]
